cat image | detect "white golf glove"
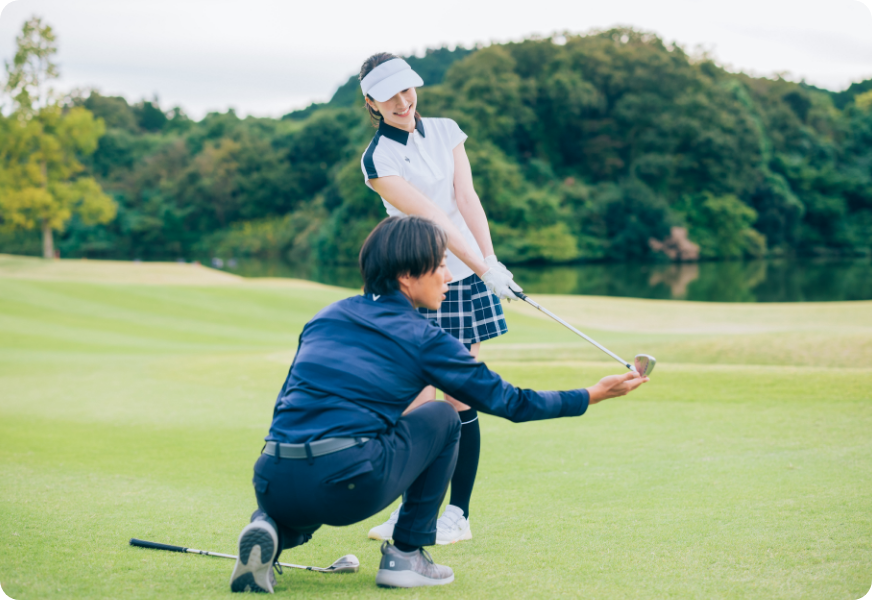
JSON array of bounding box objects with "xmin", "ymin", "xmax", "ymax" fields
[
  {"xmin": 481, "ymin": 255, "xmax": 523, "ymax": 301},
  {"xmin": 485, "ymin": 254, "xmax": 513, "ymax": 278}
]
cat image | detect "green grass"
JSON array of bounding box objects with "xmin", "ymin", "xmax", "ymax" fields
[{"xmin": 1, "ymin": 255, "xmax": 870, "ymax": 599}]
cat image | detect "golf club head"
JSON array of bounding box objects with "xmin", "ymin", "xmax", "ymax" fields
[
  {"xmin": 634, "ymin": 354, "xmax": 656, "ymax": 377},
  {"xmin": 326, "ymin": 554, "xmax": 360, "ymax": 573}
]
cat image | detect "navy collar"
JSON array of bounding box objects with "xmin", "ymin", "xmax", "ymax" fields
[
  {"xmin": 365, "ymin": 289, "xmax": 417, "ymax": 310},
  {"xmin": 377, "ymin": 117, "xmax": 426, "ymax": 145}
]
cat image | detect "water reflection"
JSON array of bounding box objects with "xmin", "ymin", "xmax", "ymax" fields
[
  {"xmin": 222, "ymin": 258, "xmax": 872, "ymax": 303},
  {"xmin": 648, "ymin": 263, "xmax": 700, "ymax": 298},
  {"xmin": 512, "ymin": 259, "xmax": 872, "ymax": 302}
]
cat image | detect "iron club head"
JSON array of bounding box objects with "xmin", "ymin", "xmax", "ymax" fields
[
  {"xmin": 323, "ymin": 554, "xmax": 360, "ymax": 573},
  {"xmin": 634, "ymin": 354, "xmax": 656, "ymax": 377},
  {"xmin": 282, "ymin": 553, "xmax": 360, "ymax": 573}
]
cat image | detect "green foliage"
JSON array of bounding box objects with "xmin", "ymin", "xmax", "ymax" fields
[
  {"xmin": 4, "ymin": 24, "xmax": 872, "ymax": 264},
  {"xmin": 2, "ymin": 16, "xmax": 58, "ymax": 115},
  {"xmin": 78, "ymin": 92, "xmax": 140, "ymax": 131},
  {"xmin": 315, "ymin": 158, "xmax": 386, "ymax": 265},
  {"xmin": 135, "ymin": 100, "xmax": 168, "ymax": 132},
  {"xmin": 407, "ymin": 46, "xmax": 476, "ymax": 86},
  {"xmin": 197, "ymin": 199, "xmax": 328, "ymax": 263},
  {"xmin": 680, "ymin": 193, "xmax": 764, "ymax": 259},
  {"xmin": 283, "ymin": 46, "xmax": 475, "ymax": 119},
  {"xmin": 748, "ymin": 172, "xmax": 805, "ymax": 252},
  {"xmin": 854, "ymin": 90, "xmax": 872, "ymax": 112},
  {"xmin": 832, "ymin": 78, "xmax": 872, "ymax": 109},
  {"xmin": 0, "ymin": 19, "xmax": 115, "ymax": 258},
  {"xmin": 73, "ymin": 91, "xmax": 192, "ymax": 135}
]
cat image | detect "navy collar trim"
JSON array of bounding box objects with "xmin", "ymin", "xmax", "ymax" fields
[
  {"xmin": 366, "ymin": 290, "xmax": 416, "ymax": 309},
  {"xmin": 377, "ymin": 117, "xmax": 425, "ymax": 145}
]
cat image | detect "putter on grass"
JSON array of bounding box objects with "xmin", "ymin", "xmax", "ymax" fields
[
  {"xmin": 513, "ymin": 291, "xmax": 656, "ymax": 376},
  {"xmin": 129, "ymin": 538, "xmax": 360, "ymax": 573}
]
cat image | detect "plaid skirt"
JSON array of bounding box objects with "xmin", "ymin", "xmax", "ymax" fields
[{"xmin": 418, "ymin": 274, "xmax": 508, "ymax": 346}]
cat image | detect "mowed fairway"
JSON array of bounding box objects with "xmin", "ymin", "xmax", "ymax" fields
[{"xmin": 1, "ymin": 254, "xmax": 870, "ymax": 600}]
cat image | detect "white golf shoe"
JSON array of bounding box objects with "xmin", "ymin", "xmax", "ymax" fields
[
  {"xmin": 435, "ymin": 505, "xmax": 472, "ymax": 545},
  {"xmin": 368, "ymin": 505, "xmax": 401, "ymax": 541},
  {"xmin": 369, "ymin": 504, "xmax": 473, "ymax": 544}
]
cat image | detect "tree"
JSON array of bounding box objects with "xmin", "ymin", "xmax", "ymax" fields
[
  {"xmin": 2, "ymin": 16, "xmax": 58, "ymax": 116},
  {"xmin": 2, "ymin": 28, "xmax": 869, "ymax": 263},
  {"xmin": 680, "ymin": 192, "xmax": 766, "ymax": 258},
  {"xmin": 0, "ymin": 16, "xmax": 115, "ymax": 258}
]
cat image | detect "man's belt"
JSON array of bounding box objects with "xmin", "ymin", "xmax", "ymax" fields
[{"xmin": 263, "ymin": 437, "xmax": 370, "ymax": 460}]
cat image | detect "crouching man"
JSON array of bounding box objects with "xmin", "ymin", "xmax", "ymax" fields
[{"xmin": 230, "ymin": 216, "xmax": 648, "ymax": 592}]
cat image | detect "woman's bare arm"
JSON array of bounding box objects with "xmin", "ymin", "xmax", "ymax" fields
[
  {"xmin": 452, "ymin": 142, "xmax": 495, "ymax": 258},
  {"xmin": 370, "ymin": 176, "xmax": 489, "ymax": 276}
]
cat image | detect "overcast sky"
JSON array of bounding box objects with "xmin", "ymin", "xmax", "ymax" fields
[{"xmin": 1, "ymin": 0, "xmax": 871, "ymax": 119}]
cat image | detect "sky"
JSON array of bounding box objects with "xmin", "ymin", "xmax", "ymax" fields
[{"xmin": 1, "ymin": 0, "xmax": 871, "ymax": 119}]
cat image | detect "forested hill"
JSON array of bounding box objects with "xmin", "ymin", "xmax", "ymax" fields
[
  {"xmin": 285, "ymin": 46, "xmax": 477, "ymax": 119},
  {"xmin": 3, "ymin": 29, "xmax": 871, "ymax": 264}
]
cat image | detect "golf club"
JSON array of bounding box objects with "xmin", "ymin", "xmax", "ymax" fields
[
  {"xmin": 513, "ymin": 291, "xmax": 656, "ymax": 376},
  {"xmin": 129, "ymin": 538, "xmax": 360, "ymax": 574}
]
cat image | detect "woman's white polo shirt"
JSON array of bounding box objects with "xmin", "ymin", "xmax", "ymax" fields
[{"xmin": 360, "ymin": 117, "xmax": 482, "ymax": 282}]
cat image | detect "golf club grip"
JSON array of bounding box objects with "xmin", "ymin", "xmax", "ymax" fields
[{"xmin": 130, "ymin": 538, "xmax": 188, "ymax": 553}]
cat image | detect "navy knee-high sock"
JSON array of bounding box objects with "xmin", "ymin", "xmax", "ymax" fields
[{"xmin": 449, "ymin": 409, "xmax": 480, "ymax": 518}]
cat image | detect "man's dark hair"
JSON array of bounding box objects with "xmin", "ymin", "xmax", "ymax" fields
[{"xmin": 359, "ymin": 216, "xmax": 447, "ymax": 296}]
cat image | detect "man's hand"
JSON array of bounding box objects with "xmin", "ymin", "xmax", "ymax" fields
[{"xmin": 586, "ymin": 371, "xmax": 649, "ymax": 405}]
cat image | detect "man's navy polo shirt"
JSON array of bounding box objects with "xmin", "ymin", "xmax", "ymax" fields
[{"xmin": 268, "ymin": 291, "xmax": 589, "ymax": 444}]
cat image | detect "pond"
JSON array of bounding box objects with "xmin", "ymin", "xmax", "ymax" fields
[{"xmin": 219, "ymin": 257, "xmax": 872, "ymax": 303}]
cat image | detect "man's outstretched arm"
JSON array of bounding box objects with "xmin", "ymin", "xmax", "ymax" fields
[{"xmin": 420, "ymin": 331, "xmax": 648, "ymax": 423}]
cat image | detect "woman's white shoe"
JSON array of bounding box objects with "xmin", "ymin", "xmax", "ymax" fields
[
  {"xmin": 368, "ymin": 506, "xmax": 401, "ymax": 540},
  {"xmin": 435, "ymin": 505, "xmax": 472, "ymax": 545},
  {"xmin": 369, "ymin": 504, "xmax": 473, "ymax": 544}
]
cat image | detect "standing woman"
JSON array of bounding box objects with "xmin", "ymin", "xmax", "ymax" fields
[{"xmin": 358, "ymin": 53, "xmax": 522, "ymax": 544}]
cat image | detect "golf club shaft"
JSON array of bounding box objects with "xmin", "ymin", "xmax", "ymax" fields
[
  {"xmin": 129, "ymin": 538, "xmax": 335, "ymax": 572},
  {"xmin": 514, "ymin": 292, "xmax": 633, "ymax": 370}
]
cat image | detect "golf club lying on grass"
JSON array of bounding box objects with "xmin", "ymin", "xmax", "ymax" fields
[
  {"xmin": 129, "ymin": 538, "xmax": 360, "ymax": 574},
  {"xmin": 513, "ymin": 291, "xmax": 656, "ymax": 376}
]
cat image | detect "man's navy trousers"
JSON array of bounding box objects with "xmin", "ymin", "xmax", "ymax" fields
[{"xmin": 253, "ymin": 401, "xmax": 460, "ymax": 551}]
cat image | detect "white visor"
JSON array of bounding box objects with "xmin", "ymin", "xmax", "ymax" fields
[{"xmin": 360, "ymin": 58, "xmax": 424, "ymax": 102}]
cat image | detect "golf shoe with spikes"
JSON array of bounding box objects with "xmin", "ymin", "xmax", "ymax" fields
[
  {"xmin": 230, "ymin": 516, "xmax": 279, "ymax": 593},
  {"xmin": 375, "ymin": 541, "xmax": 454, "ymax": 588}
]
